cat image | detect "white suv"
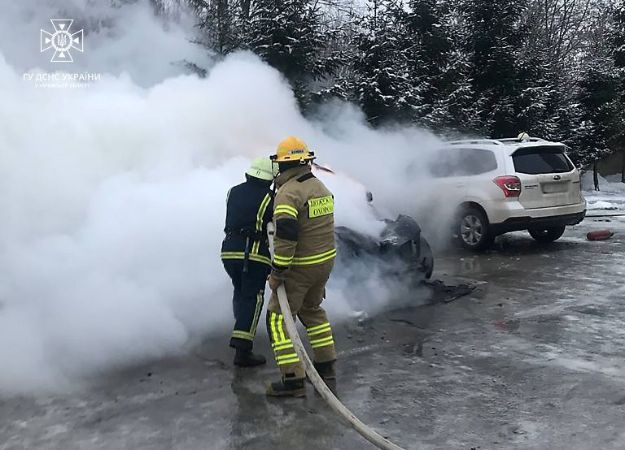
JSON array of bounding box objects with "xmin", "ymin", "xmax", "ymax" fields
[{"xmin": 429, "ymin": 136, "xmax": 586, "ymax": 250}]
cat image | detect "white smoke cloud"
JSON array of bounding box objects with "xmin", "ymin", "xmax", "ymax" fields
[
  {"xmin": 0, "ymin": 0, "xmax": 443, "ymax": 395},
  {"xmin": 0, "ymin": 0, "xmax": 210, "ymax": 85}
]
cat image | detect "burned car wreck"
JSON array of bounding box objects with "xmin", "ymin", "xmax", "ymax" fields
[
  {"xmin": 310, "ymin": 164, "xmax": 434, "ymax": 290},
  {"xmin": 335, "ymin": 214, "xmax": 434, "ymax": 283}
]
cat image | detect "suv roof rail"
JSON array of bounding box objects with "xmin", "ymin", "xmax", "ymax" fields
[
  {"xmin": 497, "ymin": 137, "xmax": 547, "ymax": 144},
  {"xmin": 445, "ymin": 136, "xmax": 549, "ymax": 146},
  {"xmin": 446, "ymin": 139, "xmax": 504, "ymax": 146}
]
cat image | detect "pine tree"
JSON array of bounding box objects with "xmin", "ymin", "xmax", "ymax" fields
[
  {"xmin": 242, "ymin": 0, "xmax": 329, "ymax": 108},
  {"xmin": 613, "ymin": 1, "xmax": 625, "ymax": 69},
  {"xmin": 460, "ymin": 0, "xmax": 530, "ymax": 138},
  {"xmin": 402, "ymin": 0, "xmax": 451, "ymax": 126},
  {"xmin": 311, "ymin": 21, "xmax": 359, "ymax": 105},
  {"xmin": 422, "ymin": 0, "xmax": 481, "ymax": 135},
  {"xmin": 567, "ymin": 58, "xmax": 620, "ymax": 169},
  {"xmin": 609, "ymin": 0, "xmax": 625, "ymax": 181},
  {"xmin": 426, "ymin": 47, "xmax": 482, "ymax": 136},
  {"xmin": 349, "ymin": 0, "xmax": 418, "ymax": 125},
  {"xmin": 564, "ymin": 3, "xmax": 622, "ymax": 177},
  {"xmin": 513, "ymin": 55, "xmax": 565, "ymax": 140},
  {"xmin": 188, "ymin": 0, "xmax": 240, "ymax": 54}
]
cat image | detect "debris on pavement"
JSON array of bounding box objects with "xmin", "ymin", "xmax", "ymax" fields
[{"xmin": 424, "ymin": 279, "xmax": 476, "ymax": 304}]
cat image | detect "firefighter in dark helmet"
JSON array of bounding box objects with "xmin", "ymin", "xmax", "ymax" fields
[
  {"xmin": 221, "ymin": 157, "xmax": 276, "ymax": 367},
  {"xmin": 265, "ymin": 136, "xmax": 337, "ymax": 397}
]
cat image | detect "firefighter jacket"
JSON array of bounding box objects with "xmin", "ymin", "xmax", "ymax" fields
[
  {"xmin": 272, "ymin": 165, "xmax": 336, "ymax": 271},
  {"xmin": 221, "ymin": 177, "xmax": 274, "ymax": 266}
]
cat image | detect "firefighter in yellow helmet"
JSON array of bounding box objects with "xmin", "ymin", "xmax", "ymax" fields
[
  {"xmin": 266, "ymin": 136, "xmax": 337, "ymax": 397},
  {"xmin": 221, "ymin": 157, "xmax": 277, "ymax": 367}
]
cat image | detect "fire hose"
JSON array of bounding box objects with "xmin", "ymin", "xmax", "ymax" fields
[{"xmin": 275, "ymin": 284, "xmax": 405, "ymax": 450}]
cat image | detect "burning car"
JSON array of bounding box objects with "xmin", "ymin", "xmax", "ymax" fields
[{"xmin": 313, "ymin": 164, "xmax": 434, "ymax": 283}]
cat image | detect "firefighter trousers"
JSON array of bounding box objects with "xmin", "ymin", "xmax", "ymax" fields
[
  {"xmin": 266, "ymin": 260, "xmax": 336, "ymax": 379},
  {"xmin": 223, "ymin": 259, "xmax": 271, "ymax": 351}
]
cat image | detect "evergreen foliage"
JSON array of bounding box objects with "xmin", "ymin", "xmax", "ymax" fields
[{"xmin": 186, "ymin": 0, "xmax": 625, "ymax": 168}]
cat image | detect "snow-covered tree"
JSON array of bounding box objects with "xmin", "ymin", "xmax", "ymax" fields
[
  {"xmin": 568, "ymin": 58, "xmax": 620, "ymax": 168},
  {"xmin": 242, "ymin": 0, "xmax": 329, "ymax": 107},
  {"xmin": 612, "ymin": 0, "xmax": 625, "ymax": 69},
  {"xmin": 460, "ymin": 0, "xmax": 531, "ymax": 137},
  {"xmin": 422, "ymin": 0, "xmax": 481, "ymax": 134},
  {"xmin": 609, "ymin": 0, "xmax": 625, "ymax": 180},
  {"xmin": 185, "ymin": 0, "xmax": 625, "ymax": 158},
  {"xmin": 348, "ymin": 0, "xmax": 418, "ymax": 124},
  {"xmin": 401, "ymin": 0, "xmax": 451, "ymax": 126}
]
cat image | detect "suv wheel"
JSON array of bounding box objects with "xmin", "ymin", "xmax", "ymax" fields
[
  {"xmin": 528, "ymin": 226, "xmax": 566, "ymax": 243},
  {"xmin": 457, "ymin": 208, "xmax": 494, "ymax": 251}
]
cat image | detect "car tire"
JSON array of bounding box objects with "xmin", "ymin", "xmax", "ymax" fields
[
  {"xmin": 457, "ymin": 207, "xmax": 494, "ymax": 251},
  {"xmin": 528, "ymin": 226, "xmax": 566, "ymax": 243}
]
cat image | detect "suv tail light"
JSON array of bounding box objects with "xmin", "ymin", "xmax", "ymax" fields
[{"xmin": 493, "ymin": 176, "xmax": 522, "ymax": 198}]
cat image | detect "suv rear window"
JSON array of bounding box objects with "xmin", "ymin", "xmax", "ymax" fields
[
  {"xmin": 430, "ymin": 148, "xmax": 498, "ymax": 177},
  {"xmin": 513, "ymin": 146, "xmax": 573, "ymax": 174}
]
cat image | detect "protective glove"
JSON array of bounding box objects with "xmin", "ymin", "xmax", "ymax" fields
[{"xmin": 268, "ymin": 272, "xmax": 283, "ymax": 291}]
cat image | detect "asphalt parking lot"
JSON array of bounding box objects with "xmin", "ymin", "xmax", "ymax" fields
[{"xmin": 2, "ymin": 215, "xmax": 625, "ymax": 450}]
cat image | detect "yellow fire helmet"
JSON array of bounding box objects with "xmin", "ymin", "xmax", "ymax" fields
[
  {"xmin": 246, "ymin": 157, "xmax": 277, "ymax": 181},
  {"xmin": 272, "ymin": 136, "xmax": 316, "ymax": 163}
]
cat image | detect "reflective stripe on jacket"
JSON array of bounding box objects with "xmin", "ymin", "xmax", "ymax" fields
[
  {"xmin": 221, "ymin": 177, "xmax": 274, "ymax": 266},
  {"xmin": 272, "ymin": 165, "xmax": 335, "ymax": 270}
]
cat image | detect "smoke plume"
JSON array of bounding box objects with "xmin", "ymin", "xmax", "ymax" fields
[{"xmin": 0, "ymin": 0, "xmax": 442, "ymax": 395}]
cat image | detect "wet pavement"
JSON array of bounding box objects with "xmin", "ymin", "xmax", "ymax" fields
[{"xmin": 2, "ymin": 215, "xmax": 625, "ymax": 450}]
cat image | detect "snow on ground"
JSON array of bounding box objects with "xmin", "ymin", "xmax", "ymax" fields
[
  {"xmin": 582, "ymin": 172, "xmax": 625, "ymax": 194},
  {"xmin": 587, "ymin": 200, "xmax": 620, "ymax": 211},
  {"xmin": 582, "ymin": 173, "xmax": 625, "ymax": 214}
]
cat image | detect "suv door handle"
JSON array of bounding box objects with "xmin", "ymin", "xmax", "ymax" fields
[{"xmin": 455, "ymin": 183, "xmax": 466, "ymax": 188}]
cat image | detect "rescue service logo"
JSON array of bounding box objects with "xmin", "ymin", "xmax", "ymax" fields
[
  {"xmin": 24, "ymin": 19, "xmax": 100, "ymax": 88},
  {"xmin": 40, "ymin": 19, "xmax": 84, "ymax": 63}
]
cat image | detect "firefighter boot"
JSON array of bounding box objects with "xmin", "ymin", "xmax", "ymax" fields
[
  {"xmin": 266, "ymin": 374, "xmax": 306, "ymax": 398},
  {"xmin": 234, "ymin": 349, "xmax": 266, "ymax": 367},
  {"xmin": 313, "ymin": 360, "xmax": 337, "ymax": 395}
]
